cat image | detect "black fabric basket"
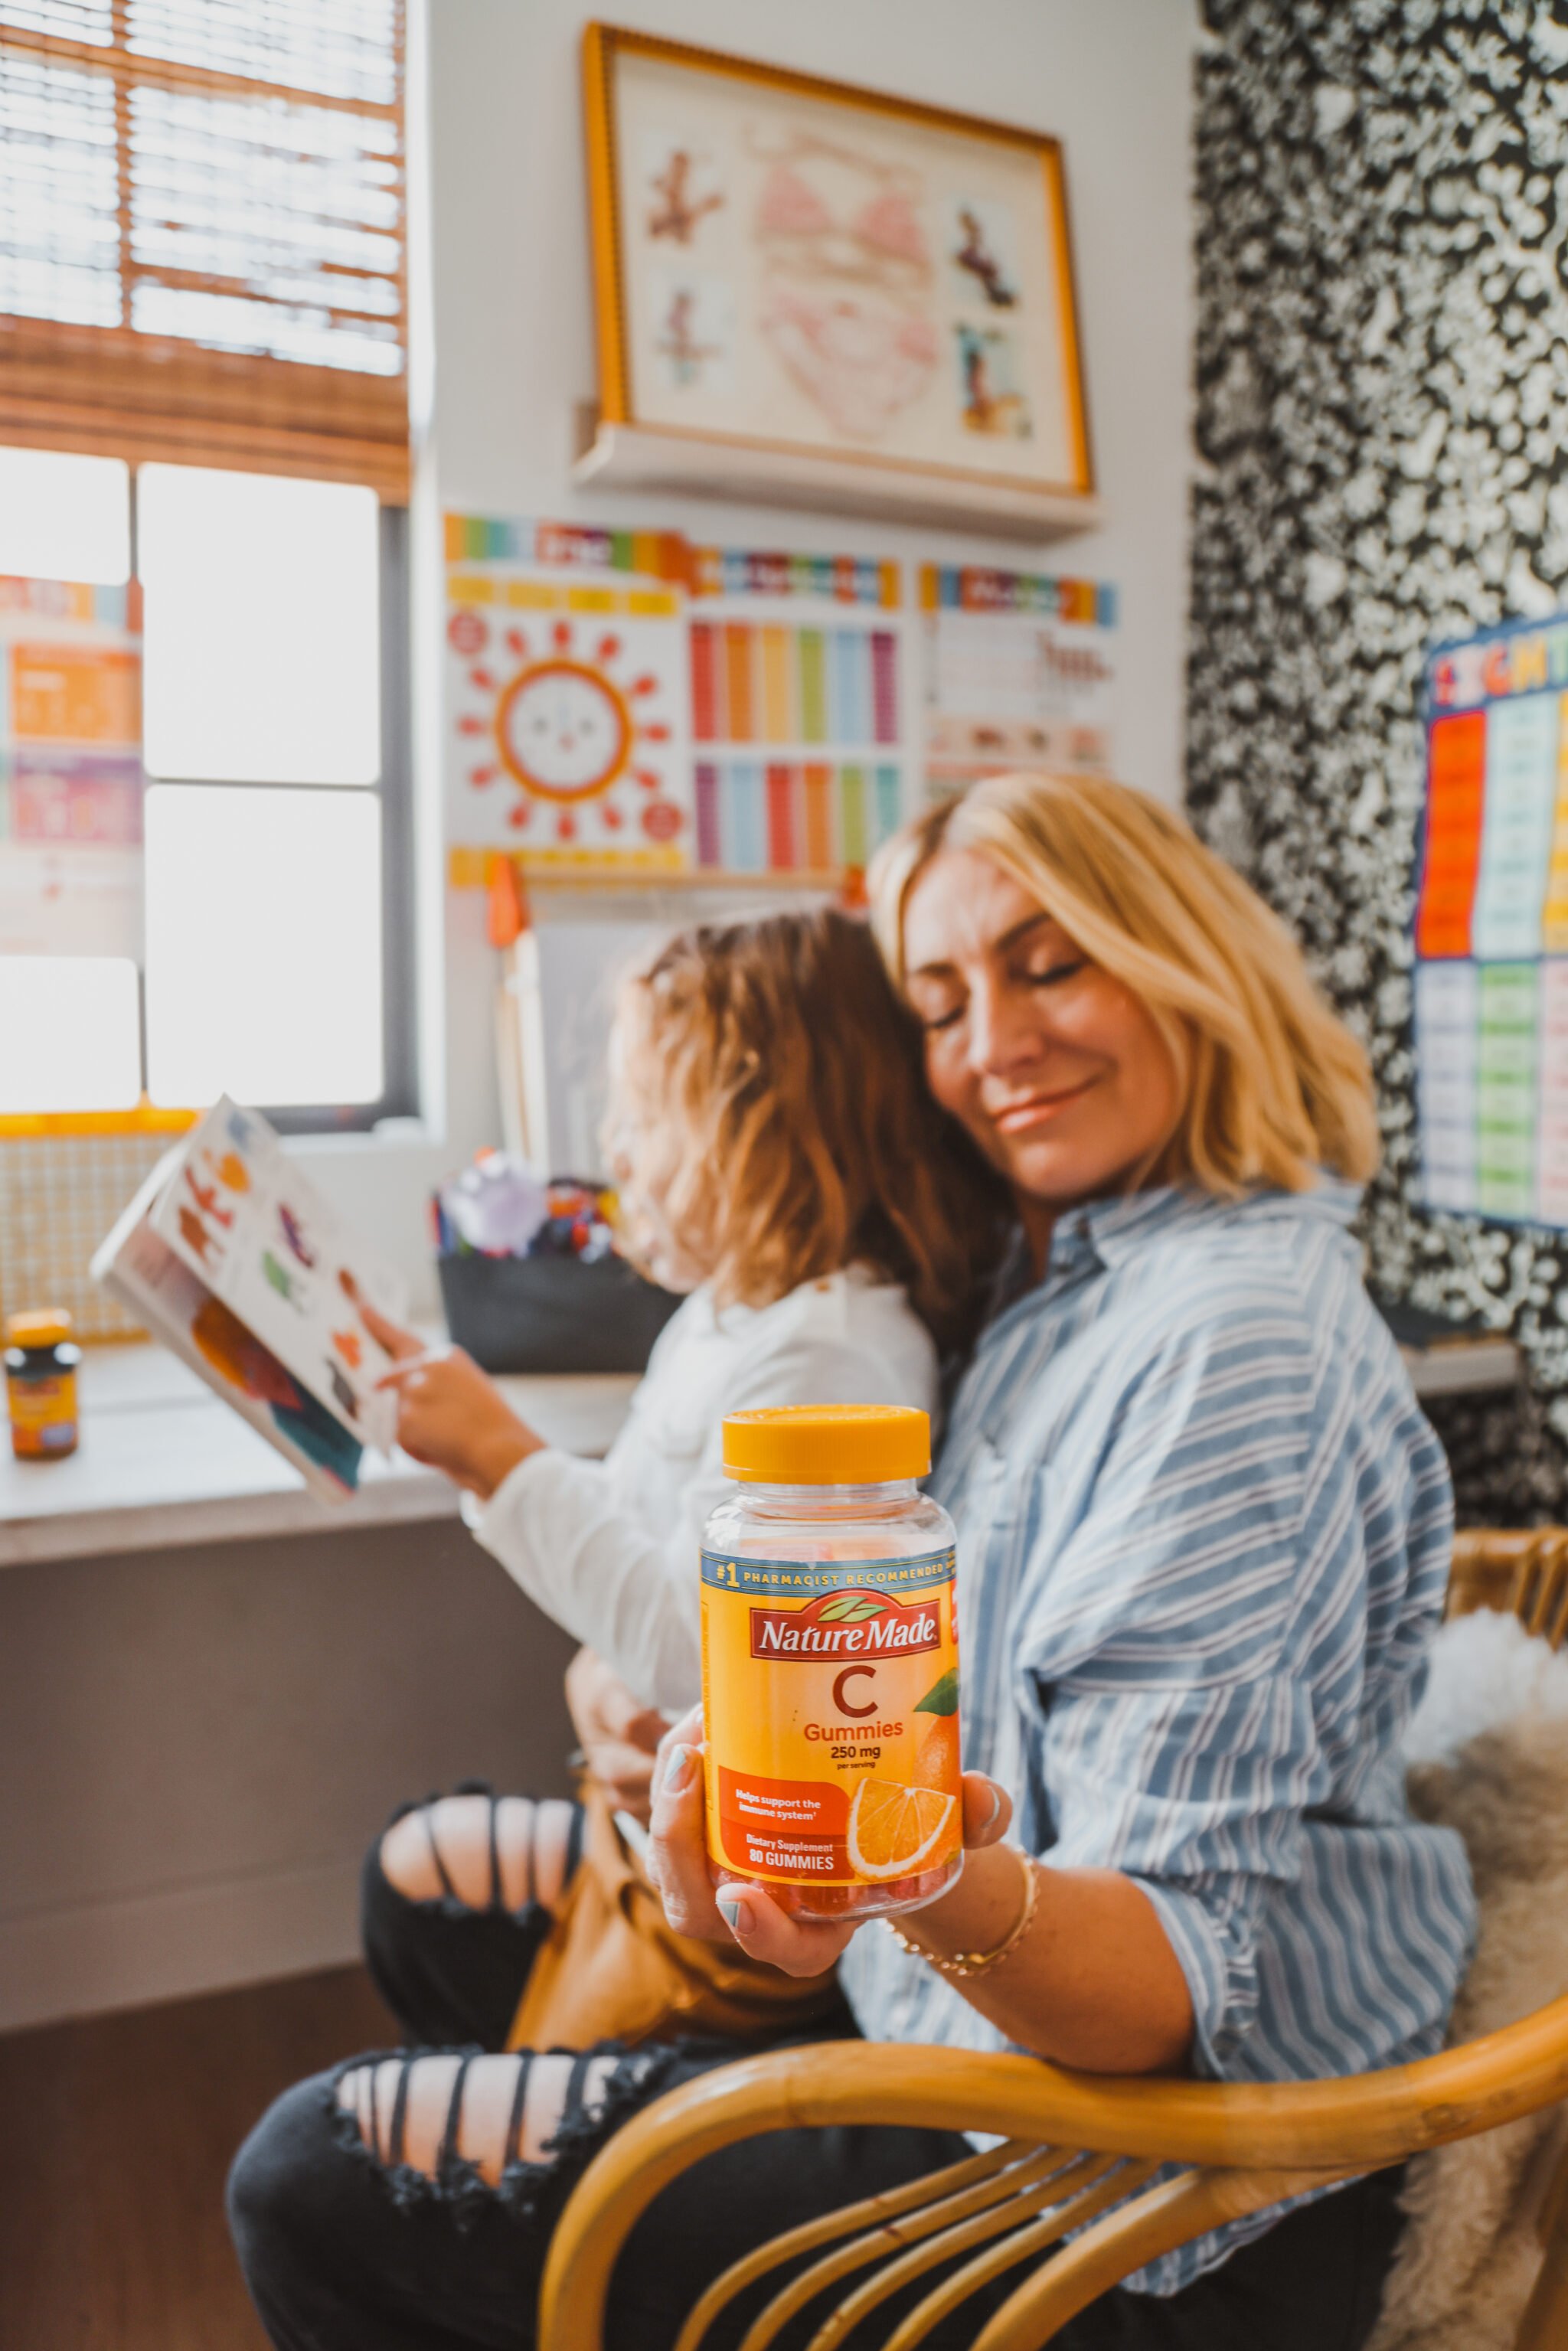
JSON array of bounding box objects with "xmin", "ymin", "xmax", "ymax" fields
[{"xmin": 436, "ymin": 1250, "xmax": 682, "ymax": 1375}]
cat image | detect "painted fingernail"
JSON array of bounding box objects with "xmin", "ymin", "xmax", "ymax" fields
[
  {"xmin": 662, "ymin": 1743, "xmax": 694, "ymax": 1796},
  {"xmin": 717, "ymin": 1895, "xmax": 753, "ymax": 1936}
]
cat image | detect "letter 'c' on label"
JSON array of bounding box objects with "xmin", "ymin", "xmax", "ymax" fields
[{"xmin": 831, "ymin": 1664, "xmax": 877, "ymax": 1717}]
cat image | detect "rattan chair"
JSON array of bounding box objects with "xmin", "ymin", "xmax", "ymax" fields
[
  {"xmin": 538, "ymin": 1533, "xmax": 1568, "ymax": 2351},
  {"xmin": 1449, "ymin": 1527, "xmax": 1568, "ymax": 1651}
]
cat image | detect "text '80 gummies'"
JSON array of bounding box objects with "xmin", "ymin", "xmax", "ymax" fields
[{"xmin": 701, "ymin": 1404, "xmax": 962, "ymax": 1922}]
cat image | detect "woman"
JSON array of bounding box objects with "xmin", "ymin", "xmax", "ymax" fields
[{"xmin": 230, "ymin": 775, "xmax": 1475, "ymax": 2351}]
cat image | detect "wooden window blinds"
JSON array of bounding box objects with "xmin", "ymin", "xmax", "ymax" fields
[{"xmin": 0, "ymin": 1, "xmax": 409, "ymax": 498}]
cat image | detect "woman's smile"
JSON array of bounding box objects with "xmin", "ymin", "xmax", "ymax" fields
[{"xmin": 988, "ymin": 1074, "xmax": 1102, "ymax": 1133}]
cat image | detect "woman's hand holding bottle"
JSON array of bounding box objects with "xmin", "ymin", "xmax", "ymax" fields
[{"xmin": 648, "ymin": 1703, "xmax": 1014, "ymax": 1978}]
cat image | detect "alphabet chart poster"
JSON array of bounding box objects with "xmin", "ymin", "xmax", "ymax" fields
[
  {"xmin": 1413, "ymin": 612, "xmax": 1568, "ymax": 1224},
  {"xmin": 148, "ymin": 1096, "xmax": 410, "ymax": 1451}
]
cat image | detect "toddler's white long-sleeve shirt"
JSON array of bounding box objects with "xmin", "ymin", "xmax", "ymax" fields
[{"xmin": 464, "ymin": 1266, "xmax": 938, "ymax": 1710}]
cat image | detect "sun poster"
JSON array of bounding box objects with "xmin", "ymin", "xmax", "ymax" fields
[{"xmin": 444, "ymin": 517, "xmax": 694, "ymax": 873}]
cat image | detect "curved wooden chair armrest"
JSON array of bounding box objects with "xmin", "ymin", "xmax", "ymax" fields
[
  {"xmin": 538, "ymin": 1993, "xmax": 1568, "ymax": 2351},
  {"xmin": 1449, "ymin": 1527, "xmax": 1568, "ymax": 1648}
]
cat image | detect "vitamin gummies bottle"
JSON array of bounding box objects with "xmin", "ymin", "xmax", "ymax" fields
[{"xmin": 701, "ymin": 1404, "xmax": 962, "ymax": 1922}]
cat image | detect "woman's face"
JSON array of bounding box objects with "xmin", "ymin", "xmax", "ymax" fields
[{"xmin": 901, "ymin": 847, "xmax": 1182, "ymax": 1215}]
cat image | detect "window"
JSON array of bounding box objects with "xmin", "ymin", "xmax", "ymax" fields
[
  {"xmin": 0, "ymin": 0, "xmax": 408, "ymax": 495},
  {"xmin": 0, "ymin": 2, "xmax": 413, "ymax": 1130},
  {"xmin": 0, "ymin": 450, "xmax": 416, "ymax": 1129}
]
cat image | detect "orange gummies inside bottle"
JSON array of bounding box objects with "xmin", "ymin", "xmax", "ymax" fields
[{"xmin": 701, "ymin": 1404, "xmax": 962, "ymax": 1923}]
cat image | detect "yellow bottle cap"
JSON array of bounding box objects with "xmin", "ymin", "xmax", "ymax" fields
[
  {"xmin": 722, "ymin": 1403, "xmax": 930, "ymax": 1486},
  {"xmin": 5, "ymin": 1308, "xmax": 74, "ymax": 1347}
]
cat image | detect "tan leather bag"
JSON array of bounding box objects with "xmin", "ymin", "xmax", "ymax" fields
[{"xmin": 506, "ymin": 1776, "xmax": 840, "ymax": 2052}]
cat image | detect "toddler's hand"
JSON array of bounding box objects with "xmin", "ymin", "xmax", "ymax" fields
[
  {"xmin": 564, "ymin": 1647, "xmax": 665, "ymax": 1824},
  {"xmin": 362, "ymin": 1304, "xmax": 541, "ymax": 1497}
]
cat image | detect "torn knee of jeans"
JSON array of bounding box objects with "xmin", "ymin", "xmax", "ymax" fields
[
  {"xmin": 377, "ymin": 1794, "xmax": 583, "ymax": 1918},
  {"xmin": 329, "ymin": 2046, "xmax": 682, "ymax": 2228}
]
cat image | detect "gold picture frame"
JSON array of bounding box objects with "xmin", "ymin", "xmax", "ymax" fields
[{"xmin": 578, "ymin": 24, "xmax": 1096, "ymax": 534}]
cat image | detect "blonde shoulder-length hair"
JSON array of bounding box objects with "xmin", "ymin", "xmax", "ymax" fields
[{"xmin": 869, "ymin": 772, "xmax": 1380, "ymax": 1196}]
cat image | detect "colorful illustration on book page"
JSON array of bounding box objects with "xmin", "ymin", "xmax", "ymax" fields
[
  {"xmin": 109, "ymin": 1211, "xmax": 363, "ymax": 1495},
  {"xmin": 149, "ymin": 1096, "xmax": 409, "ymax": 1450},
  {"xmin": 445, "ymin": 549, "xmax": 692, "ymax": 871},
  {"xmin": 920, "ymin": 563, "xmax": 1118, "ymax": 797}
]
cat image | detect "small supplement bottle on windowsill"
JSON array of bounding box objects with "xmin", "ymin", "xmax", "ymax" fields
[
  {"xmin": 701, "ymin": 1404, "xmax": 962, "ymax": 1923},
  {"xmin": 5, "ymin": 1308, "xmax": 81, "ymax": 1461}
]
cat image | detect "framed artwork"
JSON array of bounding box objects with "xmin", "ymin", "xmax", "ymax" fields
[{"xmin": 582, "ymin": 25, "xmax": 1093, "ymax": 509}]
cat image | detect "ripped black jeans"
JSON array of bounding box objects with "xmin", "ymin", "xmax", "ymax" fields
[{"xmin": 227, "ymin": 1789, "xmax": 1410, "ymax": 2351}]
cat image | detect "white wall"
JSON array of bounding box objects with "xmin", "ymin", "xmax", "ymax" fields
[
  {"xmin": 0, "ymin": 1523, "xmax": 579, "ymax": 2032},
  {"xmin": 309, "ymin": 0, "xmax": 1198, "ymax": 1304}
]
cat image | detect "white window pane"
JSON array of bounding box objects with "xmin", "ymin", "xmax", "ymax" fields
[
  {"xmin": 0, "ymin": 956, "xmax": 140, "ymax": 1112},
  {"xmin": 139, "ymin": 467, "xmax": 381, "ymax": 783},
  {"xmin": 144, "ymin": 785, "xmax": 383, "ymax": 1106},
  {"xmin": 0, "ymin": 448, "xmax": 130, "ymax": 583}
]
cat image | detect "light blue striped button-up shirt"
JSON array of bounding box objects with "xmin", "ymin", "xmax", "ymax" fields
[{"xmin": 838, "ymin": 1178, "xmax": 1477, "ymax": 2295}]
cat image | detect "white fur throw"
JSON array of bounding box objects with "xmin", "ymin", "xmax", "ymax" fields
[{"xmin": 1365, "ymin": 1610, "xmax": 1568, "ymax": 2351}]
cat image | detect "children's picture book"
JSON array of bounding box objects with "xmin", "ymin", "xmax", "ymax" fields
[{"xmin": 92, "ymin": 1097, "xmax": 411, "ymax": 1499}]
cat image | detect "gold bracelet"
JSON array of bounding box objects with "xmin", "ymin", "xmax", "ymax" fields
[{"xmin": 885, "ymin": 1845, "xmax": 1039, "ymax": 1980}]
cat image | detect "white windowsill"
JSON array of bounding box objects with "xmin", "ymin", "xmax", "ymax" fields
[{"xmin": 0, "ymin": 1340, "xmax": 637, "ymax": 1569}]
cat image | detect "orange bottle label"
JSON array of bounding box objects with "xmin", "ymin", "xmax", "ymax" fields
[
  {"xmin": 8, "ymin": 1373, "xmax": 77, "ymax": 1456},
  {"xmin": 701, "ymin": 1545, "xmax": 961, "ymax": 1888}
]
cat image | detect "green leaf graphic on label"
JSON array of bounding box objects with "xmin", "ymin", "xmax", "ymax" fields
[
  {"xmin": 915, "ymin": 1667, "xmax": 959, "ymax": 1716},
  {"xmin": 819, "ymin": 1595, "xmax": 884, "ymax": 1622}
]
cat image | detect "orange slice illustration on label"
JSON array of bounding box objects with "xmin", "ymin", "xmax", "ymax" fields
[{"xmin": 845, "ymin": 1778, "xmax": 957, "ymax": 1881}]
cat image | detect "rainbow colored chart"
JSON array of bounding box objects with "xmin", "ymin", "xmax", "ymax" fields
[
  {"xmin": 691, "ymin": 622, "xmax": 900, "ymax": 749},
  {"xmin": 693, "ymin": 760, "xmax": 903, "ymax": 873},
  {"xmin": 1413, "ymin": 612, "xmax": 1568, "ymax": 1224},
  {"xmin": 688, "ymin": 616, "xmax": 906, "ymax": 871}
]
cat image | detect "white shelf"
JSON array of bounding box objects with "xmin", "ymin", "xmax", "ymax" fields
[
  {"xmin": 571, "ymin": 417, "xmax": 1103, "ymax": 545},
  {"xmin": 0, "ymin": 1341, "xmax": 638, "ymax": 1569}
]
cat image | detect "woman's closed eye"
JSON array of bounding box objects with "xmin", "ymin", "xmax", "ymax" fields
[
  {"xmin": 906, "ymin": 981, "xmax": 965, "ymax": 1032},
  {"xmin": 1019, "ymin": 955, "xmax": 1087, "ymax": 991}
]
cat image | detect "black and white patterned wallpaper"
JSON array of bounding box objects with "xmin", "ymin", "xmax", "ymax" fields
[{"xmin": 1187, "ymin": 0, "xmax": 1568, "ymax": 1520}]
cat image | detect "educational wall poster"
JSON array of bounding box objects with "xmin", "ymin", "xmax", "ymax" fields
[
  {"xmin": 445, "ymin": 514, "xmax": 923, "ymax": 881},
  {"xmin": 689, "ymin": 553, "xmax": 912, "ymax": 875},
  {"xmin": 1413, "ymin": 612, "xmax": 1568, "ymax": 1226},
  {"xmin": 445, "ymin": 517, "xmax": 1118, "ymax": 887},
  {"xmin": 446, "ymin": 518, "xmax": 693, "ymax": 871},
  {"xmin": 0, "ymin": 577, "xmax": 145, "ymax": 958},
  {"xmin": 920, "ymin": 562, "xmax": 1117, "ymax": 796},
  {"xmin": 144, "ymin": 1095, "xmax": 410, "ymax": 1454}
]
